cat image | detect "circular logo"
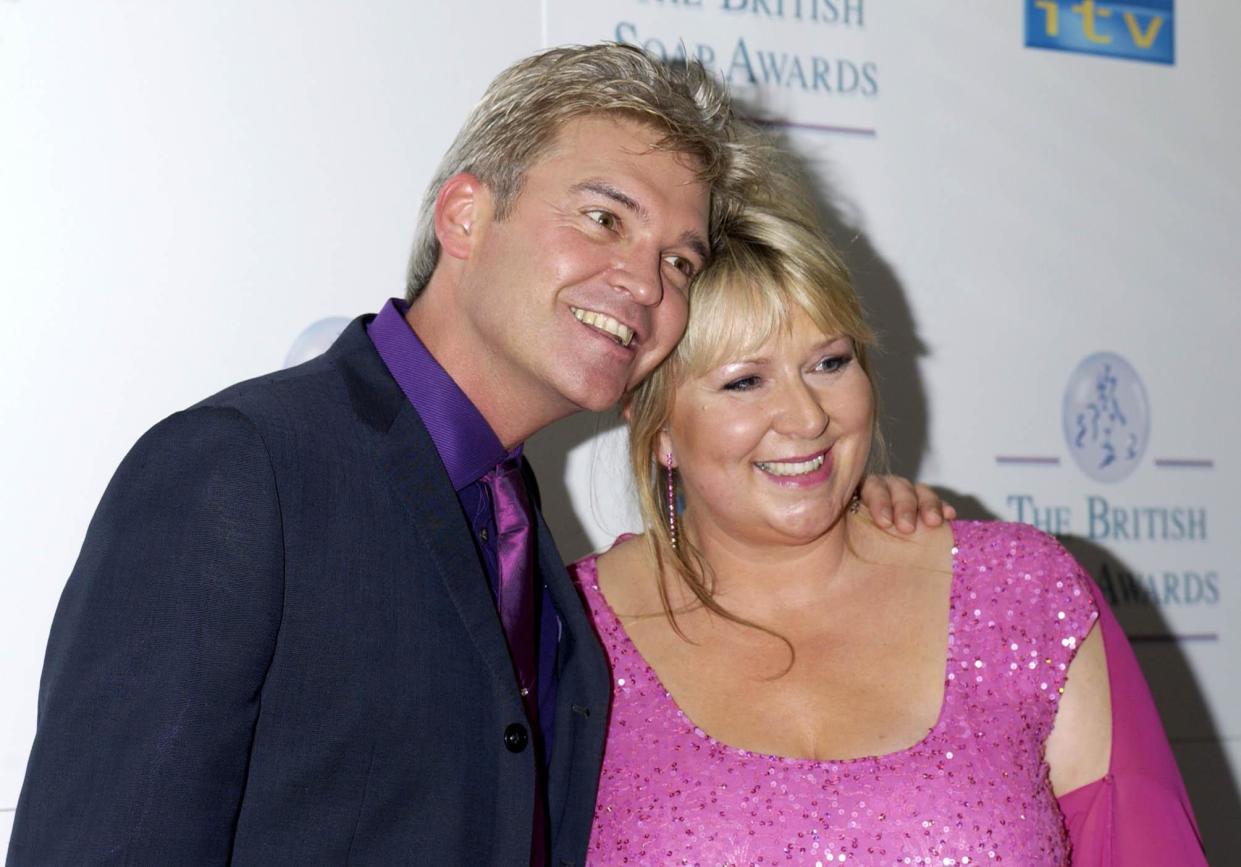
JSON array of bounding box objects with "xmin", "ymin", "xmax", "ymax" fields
[
  {"xmin": 1062, "ymin": 352, "xmax": 1149, "ymax": 483},
  {"xmin": 284, "ymin": 317, "xmax": 351, "ymax": 369}
]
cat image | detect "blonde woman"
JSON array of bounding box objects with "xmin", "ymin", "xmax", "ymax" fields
[{"xmin": 572, "ymin": 198, "xmax": 1205, "ymax": 864}]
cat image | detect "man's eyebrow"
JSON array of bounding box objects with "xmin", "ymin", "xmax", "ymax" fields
[
  {"xmin": 679, "ymin": 230, "xmax": 710, "ymax": 265},
  {"xmin": 570, "ymin": 180, "xmax": 648, "ymax": 220},
  {"xmin": 572, "ymin": 179, "xmax": 710, "ymax": 264}
]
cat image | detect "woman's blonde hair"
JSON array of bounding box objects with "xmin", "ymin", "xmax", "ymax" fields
[{"xmin": 625, "ymin": 183, "xmax": 886, "ymax": 645}]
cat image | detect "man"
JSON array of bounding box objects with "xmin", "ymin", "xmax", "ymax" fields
[{"xmin": 8, "ymin": 45, "xmax": 947, "ymax": 865}]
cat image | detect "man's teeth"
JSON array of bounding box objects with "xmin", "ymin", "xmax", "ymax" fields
[
  {"xmin": 571, "ymin": 307, "xmax": 634, "ymax": 347},
  {"xmin": 755, "ymin": 455, "xmax": 826, "ymax": 477}
]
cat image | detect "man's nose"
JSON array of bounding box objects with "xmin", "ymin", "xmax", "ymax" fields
[{"xmin": 609, "ymin": 251, "xmax": 662, "ymax": 307}]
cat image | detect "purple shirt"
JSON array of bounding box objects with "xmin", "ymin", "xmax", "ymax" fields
[{"xmin": 367, "ymin": 299, "xmax": 559, "ymax": 762}]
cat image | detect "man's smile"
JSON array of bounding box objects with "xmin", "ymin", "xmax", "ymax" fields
[{"xmin": 571, "ymin": 306, "xmax": 636, "ymax": 348}]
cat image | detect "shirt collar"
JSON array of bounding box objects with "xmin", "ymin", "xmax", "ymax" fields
[{"xmin": 367, "ymin": 298, "xmax": 514, "ymax": 489}]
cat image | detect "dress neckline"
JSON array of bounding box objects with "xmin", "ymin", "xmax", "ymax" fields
[{"xmin": 580, "ymin": 520, "xmax": 966, "ymax": 767}]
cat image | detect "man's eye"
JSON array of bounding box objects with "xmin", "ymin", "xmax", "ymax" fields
[
  {"xmin": 664, "ymin": 254, "xmax": 696, "ymax": 279},
  {"xmin": 585, "ymin": 210, "xmax": 618, "ymax": 230},
  {"xmin": 723, "ymin": 375, "xmax": 761, "ymax": 392}
]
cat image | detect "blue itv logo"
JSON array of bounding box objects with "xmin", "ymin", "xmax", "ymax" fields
[
  {"xmin": 1026, "ymin": 0, "xmax": 1174, "ymax": 65},
  {"xmin": 1062, "ymin": 351, "xmax": 1150, "ymax": 483}
]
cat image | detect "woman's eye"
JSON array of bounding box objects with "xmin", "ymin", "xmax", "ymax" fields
[
  {"xmin": 723, "ymin": 375, "xmax": 761, "ymax": 392},
  {"xmin": 815, "ymin": 355, "xmax": 852, "ymax": 374},
  {"xmin": 585, "ymin": 209, "xmax": 618, "ymax": 231}
]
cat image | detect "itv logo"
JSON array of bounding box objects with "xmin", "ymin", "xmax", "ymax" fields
[{"xmin": 1025, "ymin": 0, "xmax": 1174, "ymax": 65}]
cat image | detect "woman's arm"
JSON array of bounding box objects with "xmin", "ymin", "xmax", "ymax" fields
[
  {"xmin": 1048, "ymin": 581, "xmax": 1207, "ymax": 865},
  {"xmin": 1046, "ymin": 623, "xmax": 1112, "ymax": 797}
]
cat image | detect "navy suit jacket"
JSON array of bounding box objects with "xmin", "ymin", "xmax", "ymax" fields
[{"xmin": 7, "ymin": 317, "xmax": 611, "ymax": 865}]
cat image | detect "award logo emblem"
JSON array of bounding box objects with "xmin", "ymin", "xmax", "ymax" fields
[{"xmin": 1062, "ymin": 351, "xmax": 1149, "ymax": 483}]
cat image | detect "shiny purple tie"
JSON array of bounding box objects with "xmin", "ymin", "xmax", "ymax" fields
[
  {"xmin": 482, "ymin": 457, "xmax": 545, "ymax": 865},
  {"xmin": 482, "ymin": 457, "xmax": 538, "ymax": 704}
]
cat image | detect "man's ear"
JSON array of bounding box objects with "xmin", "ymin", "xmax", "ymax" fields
[{"xmin": 434, "ymin": 172, "xmax": 489, "ymax": 260}]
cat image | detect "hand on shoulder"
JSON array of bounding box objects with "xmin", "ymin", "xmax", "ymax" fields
[{"xmin": 857, "ymin": 474, "xmax": 957, "ymax": 534}]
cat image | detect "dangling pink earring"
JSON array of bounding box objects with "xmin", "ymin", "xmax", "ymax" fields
[{"xmin": 665, "ymin": 452, "xmax": 678, "ymax": 550}]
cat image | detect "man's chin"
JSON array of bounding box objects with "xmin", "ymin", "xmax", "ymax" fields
[
  {"xmin": 552, "ymin": 365, "xmax": 632, "ymax": 415},
  {"xmin": 564, "ymin": 379, "xmax": 627, "ymax": 414},
  {"xmin": 574, "ymin": 390, "xmax": 624, "ymax": 414}
]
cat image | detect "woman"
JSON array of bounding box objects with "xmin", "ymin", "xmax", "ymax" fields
[{"xmin": 571, "ymin": 196, "xmax": 1205, "ymax": 864}]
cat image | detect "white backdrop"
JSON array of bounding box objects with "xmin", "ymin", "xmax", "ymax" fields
[{"xmin": 3, "ymin": 0, "xmax": 1237, "ymax": 857}]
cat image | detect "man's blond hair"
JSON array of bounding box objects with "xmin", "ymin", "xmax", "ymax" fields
[{"xmin": 406, "ymin": 43, "xmax": 752, "ymax": 297}]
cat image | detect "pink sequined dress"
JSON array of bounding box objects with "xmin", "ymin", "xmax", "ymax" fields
[{"xmin": 571, "ymin": 521, "xmax": 1204, "ymax": 866}]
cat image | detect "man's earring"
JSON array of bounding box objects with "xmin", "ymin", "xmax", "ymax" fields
[{"xmin": 665, "ymin": 452, "xmax": 678, "ymax": 550}]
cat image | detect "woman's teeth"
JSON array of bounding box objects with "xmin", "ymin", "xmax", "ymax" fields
[
  {"xmin": 755, "ymin": 455, "xmax": 826, "ymax": 476},
  {"xmin": 572, "ymin": 307, "xmax": 634, "ymax": 347}
]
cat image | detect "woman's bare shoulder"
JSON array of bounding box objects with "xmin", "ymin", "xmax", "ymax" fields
[
  {"xmin": 595, "ymin": 533, "xmax": 659, "ymax": 612},
  {"xmin": 849, "ymin": 514, "xmax": 956, "ymax": 575}
]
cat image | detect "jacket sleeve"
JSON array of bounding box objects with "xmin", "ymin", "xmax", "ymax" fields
[
  {"xmin": 1057, "ymin": 579, "xmax": 1207, "ymax": 866},
  {"xmin": 7, "ymin": 406, "xmax": 285, "ymax": 866}
]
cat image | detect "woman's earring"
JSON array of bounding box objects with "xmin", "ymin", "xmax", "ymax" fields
[
  {"xmin": 666, "ymin": 452, "xmax": 678, "ymax": 550},
  {"xmin": 848, "ymin": 486, "xmax": 862, "ymax": 514}
]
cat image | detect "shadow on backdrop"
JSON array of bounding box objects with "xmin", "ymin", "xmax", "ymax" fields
[
  {"xmin": 526, "ymin": 410, "xmax": 624, "ymax": 564},
  {"xmin": 939, "ymin": 487, "xmax": 1239, "ymax": 858},
  {"xmin": 789, "ymin": 153, "xmax": 930, "ymax": 481}
]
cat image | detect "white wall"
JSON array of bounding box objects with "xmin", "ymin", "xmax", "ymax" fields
[{"xmin": 3, "ymin": 0, "xmax": 1237, "ymax": 856}]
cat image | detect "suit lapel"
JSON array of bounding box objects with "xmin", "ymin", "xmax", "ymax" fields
[
  {"xmin": 330, "ymin": 317, "xmax": 609, "ymax": 856},
  {"xmin": 378, "ymin": 405, "xmax": 521, "ymax": 691},
  {"xmin": 533, "ymin": 512, "xmax": 605, "ymax": 684},
  {"xmin": 331, "ymin": 319, "xmax": 519, "ymax": 697},
  {"xmin": 532, "ymin": 506, "xmax": 610, "ymax": 851}
]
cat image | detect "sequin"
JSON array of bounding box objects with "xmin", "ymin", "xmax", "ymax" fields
[{"xmin": 571, "ymin": 521, "xmax": 1099, "ymax": 866}]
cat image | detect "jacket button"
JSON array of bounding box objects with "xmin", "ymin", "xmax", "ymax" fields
[{"xmin": 504, "ymin": 722, "xmax": 529, "ymax": 753}]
